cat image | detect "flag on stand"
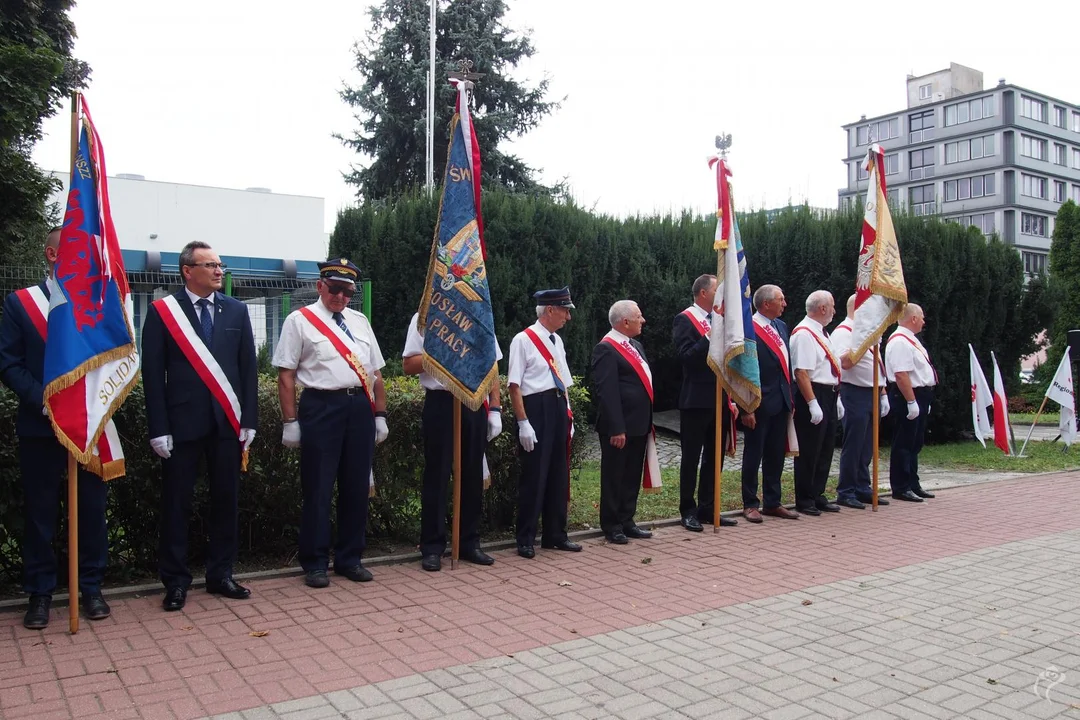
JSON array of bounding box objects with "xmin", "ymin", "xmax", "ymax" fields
[
  {"xmin": 43, "ymin": 96, "xmax": 138, "ymax": 479},
  {"xmin": 969, "ymin": 344, "xmax": 993, "ymax": 447},
  {"xmin": 418, "ymin": 79, "xmax": 498, "ymax": 410},
  {"xmin": 990, "ymin": 351, "xmax": 1013, "ymax": 455},
  {"xmin": 706, "ymin": 157, "xmax": 761, "ymax": 414},
  {"xmin": 1046, "ymin": 348, "xmax": 1076, "ymax": 448},
  {"xmin": 848, "ymin": 144, "xmax": 908, "ymax": 363}
]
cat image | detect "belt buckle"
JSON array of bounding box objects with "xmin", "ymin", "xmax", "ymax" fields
[{"xmin": 347, "ymin": 387, "xmax": 361, "ymax": 396}]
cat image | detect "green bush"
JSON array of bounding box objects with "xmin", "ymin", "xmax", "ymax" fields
[{"xmin": 0, "ymin": 376, "xmax": 591, "ymax": 586}]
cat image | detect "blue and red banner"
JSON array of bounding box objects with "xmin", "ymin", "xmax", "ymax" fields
[{"xmin": 44, "ymin": 96, "xmax": 138, "ymax": 477}]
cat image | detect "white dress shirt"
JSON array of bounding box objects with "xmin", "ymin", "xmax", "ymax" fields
[
  {"xmin": 885, "ymin": 326, "xmax": 937, "ymax": 387},
  {"xmin": 402, "ymin": 312, "xmax": 503, "ymax": 391},
  {"xmin": 830, "ymin": 318, "xmax": 884, "ymax": 388},
  {"xmin": 184, "ymin": 287, "xmax": 215, "ymax": 324},
  {"xmin": 272, "ymin": 301, "xmax": 385, "ymax": 390},
  {"xmin": 790, "ymin": 316, "xmax": 839, "ymax": 386},
  {"xmin": 507, "ymin": 321, "xmax": 574, "ymax": 396}
]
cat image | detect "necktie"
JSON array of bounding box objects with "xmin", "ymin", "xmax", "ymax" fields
[
  {"xmin": 196, "ymin": 299, "xmax": 213, "ymax": 344},
  {"xmin": 549, "ymin": 333, "xmax": 556, "ymax": 345},
  {"xmin": 333, "ymin": 312, "xmax": 355, "ymax": 341}
]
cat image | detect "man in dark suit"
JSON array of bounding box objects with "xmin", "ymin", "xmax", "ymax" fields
[
  {"xmin": 142, "ymin": 241, "xmax": 258, "ymax": 611},
  {"xmin": 740, "ymin": 284, "xmax": 800, "ymax": 523},
  {"xmin": 673, "ymin": 274, "xmax": 737, "ymax": 531},
  {"xmin": 591, "ymin": 300, "xmax": 655, "ymax": 544},
  {"xmin": 0, "ymin": 227, "xmax": 110, "ymax": 629}
]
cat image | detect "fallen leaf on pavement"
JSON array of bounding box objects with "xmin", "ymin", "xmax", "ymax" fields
[
  {"xmin": 249, "ymin": 630, "xmax": 270, "ymax": 637},
  {"xmin": 558, "ymin": 581, "xmax": 572, "ymax": 587},
  {"xmin": 986, "ymin": 678, "xmax": 998, "ymax": 685},
  {"xmin": 641, "ymin": 557, "xmax": 652, "ymax": 565},
  {"xmin": 801, "ymin": 600, "xmax": 813, "ymax": 606}
]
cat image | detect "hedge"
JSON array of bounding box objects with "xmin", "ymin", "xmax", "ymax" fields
[{"xmin": 0, "ymin": 376, "xmax": 593, "ymax": 586}]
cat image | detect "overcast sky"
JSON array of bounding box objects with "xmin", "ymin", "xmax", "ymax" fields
[{"xmin": 32, "ymin": 1, "xmax": 1077, "ymax": 234}]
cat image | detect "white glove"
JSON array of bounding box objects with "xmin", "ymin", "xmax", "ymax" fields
[
  {"xmin": 374, "ymin": 416, "xmax": 389, "ymax": 444},
  {"xmin": 240, "ymin": 428, "xmax": 256, "ymax": 452},
  {"xmin": 808, "ymin": 398, "xmax": 824, "ymax": 425},
  {"xmin": 42, "ymin": 405, "xmax": 48, "ymax": 417},
  {"xmin": 487, "ymin": 410, "xmax": 503, "ymax": 441},
  {"xmin": 836, "ymin": 397, "xmax": 845, "ymax": 421},
  {"xmin": 282, "ymin": 421, "xmax": 301, "ymax": 448},
  {"xmin": 880, "ymin": 395, "xmax": 890, "ymax": 418},
  {"xmin": 150, "ymin": 435, "xmax": 173, "ymax": 459},
  {"xmin": 906, "ymin": 400, "xmax": 920, "ymax": 420},
  {"xmin": 517, "ymin": 419, "xmax": 537, "ymax": 452}
]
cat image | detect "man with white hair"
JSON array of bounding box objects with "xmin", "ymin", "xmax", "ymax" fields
[
  {"xmin": 790, "ymin": 290, "xmax": 841, "ymax": 516},
  {"xmin": 591, "ymin": 300, "xmax": 655, "ymax": 544},
  {"xmin": 885, "ymin": 303, "xmax": 937, "ymax": 502},
  {"xmin": 831, "ymin": 294, "xmax": 890, "ymax": 508},
  {"xmin": 507, "ymin": 287, "xmax": 580, "ymax": 558}
]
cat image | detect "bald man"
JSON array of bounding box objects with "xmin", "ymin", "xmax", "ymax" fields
[{"xmin": 884, "ymin": 304, "xmax": 937, "ymax": 503}]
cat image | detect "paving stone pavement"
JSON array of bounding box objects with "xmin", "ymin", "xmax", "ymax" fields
[{"xmin": 208, "ymin": 527, "xmax": 1080, "ymax": 720}]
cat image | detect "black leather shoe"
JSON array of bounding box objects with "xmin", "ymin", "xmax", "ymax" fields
[
  {"xmin": 162, "ymin": 587, "xmax": 187, "ymax": 611},
  {"xmin": 421, "ymin": 554, "xmax": 442, "ymax": 572},
  {"xmin": 798, "ymin": 505, "xmax": 822, "ymax": 516},
  {"xmin": 836, "ymin": 497, "xmax": 865, "ymax": 509},
  {"xmin": 82, "ymin": 592, "xmax": 111, "ymax": 620},
  {"xmin": 892, "ymin": 490, "xmax": 923, "ymax": 502},
  {"xmin": 460, "ymin": 548, "xmax": 495, "ymax": 566},
  {"xmin": 541, "ymin": 540, "xmax": 582, "ymax": 552},
  {"xmin": 23, "ymin": 595, "xmax": 50, "ymax": 629},
  {"xmin": 857, "ymin": 495, "xmax": 889, "ymax": 505},
  {"xmin": 517, "ymin": 545, "xmax": 535, "ymax": 559},
  {"xmin": 816, "ymin": 502, "xmax": 841, "ymax": 513},
  {"xmin": 605, "ymin": 532, "xmax": 629, "ymax": 545},
  {"xmin": 624, "ymin": 526, "xmax": 652, "ymax": 539},
  {"xmin": 305, "ymin": 570, "xmax": 330, "ymax": 588},
  {"xmin": 912, "ymin": 488, "xmax": 935, "ymax": 499},
  {"xmin": 207, "ymin": 577, "xmax": 251, "ymax": 600},
  {"xmin": 719, "ymin": 516, "xmax": 739, "ymax": 527},
  {"xmin": 335, "ymin": 565, "xmax": 373, "ymax": 582},
  {"xmin": 680, "ymin": 515, "xmax": 704, "ymax": 532}
]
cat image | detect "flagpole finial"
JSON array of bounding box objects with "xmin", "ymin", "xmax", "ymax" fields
[
  {"xmin": 715, "ymin": 133, "xmax": 733, "ymax": 159},
  {"xmin": 448, "ymin": 59, "xmax": 485, "ymax": 107}
]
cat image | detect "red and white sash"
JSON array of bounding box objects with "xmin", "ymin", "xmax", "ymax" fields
[
  {"xmin": 601, "ymin": 334, "xmax": 662, "ymax": 492},
  {"xmin": 682, "ymin": 308, "xmax": 738, "ymax": 455},
  {"xmin": 791, "ymin": 325, "xmax": 840, "ymax": 379},
  {"xmin": 298, "ymin": 307, "xmax": 376, "ymax": 413},
  {"xmin": 680, "ymin": 307, "xmax": 710, "ymax": 336},
  {"xmin": 887, "ymin": 332, "xmax": 939, "ymax": 385},
  {"xmin": 524, "ymin": 327, "xmax": 575, "ymax": 503},
  {"xmin": 15, "ymin": 286, "xmax": 125, "ymax": 479},
  {"xmin": 751, "ymin": 315, "xmax": 799, "ymax": 457}
]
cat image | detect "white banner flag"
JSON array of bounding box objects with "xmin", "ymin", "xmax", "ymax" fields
[
  {"xmin": 969, "ymin": 344, "xmax": 993, "ymax": 447},
  {"xmin": 1046, "ymin": 348, "xmax": 1076, "ymax": 448}
]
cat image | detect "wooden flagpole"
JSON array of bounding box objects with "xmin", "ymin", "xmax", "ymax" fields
[
  {"xmin": 713, "ymin": 385, "xmax": 723, "ymax": 533},
  {"xmin": 67, "ymin": 91, "xmax": 81, "ymax": 634},
  {"xmin": 871, "ymin": 347, "xmax": 880, "ymax": 512},
  {"xmin": 1018, "ymin": 395, "xmax": 1050, "ymax": 457},
  {"xmin": 451, "ymin": 398, "xmax": 462, "ymax": 569}
]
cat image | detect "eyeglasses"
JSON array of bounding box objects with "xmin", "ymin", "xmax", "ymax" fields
[
  {"xmin": 324, "ymin": 283, "xmax": 356, "ymax": 298},
  {"xmin": 187, "ymin": 261, "xmax": 227, "ymax": 271}
]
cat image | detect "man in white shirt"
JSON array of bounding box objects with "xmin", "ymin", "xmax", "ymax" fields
[
  {"xmin": 507, "ymin": 287, "xmax": 581, "ymax": 558},
  {"xmin": 884, "ymin": 303, "xmax": 937, "ymax": 502},
  {"xmin": 403, "ymin": 312, "xmax": 503, "ymax": 572},
  {"xmin": 274, "ymin": 259, "xmax": 388, "ymax": 588},
  {"xmin": 790, "ymin": 290, "xmax": 841, "ymax": 516},
  {"xmin": 831, "ymin": 294, "xmax": 890, "ymax": 509}
]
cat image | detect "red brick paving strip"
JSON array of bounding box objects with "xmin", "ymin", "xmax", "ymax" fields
[{"xmin": 1, "ymin": 471, "xmax": 1077, "ymax": 719}]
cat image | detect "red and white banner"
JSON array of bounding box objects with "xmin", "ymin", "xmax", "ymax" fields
[
  {"xmin": 968, "ymin": 344, "xmax": 993, "ymax": 448},
  {"xmin": 991, "ymin": 351, "xmax": 1013, "ymax": 455}
]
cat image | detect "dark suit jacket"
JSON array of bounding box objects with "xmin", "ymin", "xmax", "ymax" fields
[
  {"xmin": 0, "ymin": 282, "xmax": 54, "ymax": 437},
  {"xmin": 756, "ymin": 317, "xmax": 794, "ymax": 418},
  {"xmin": 591, "ymin": 337, "xmax": 653, "ymax": 437},
  {"xmin": 673, "ymin": 310, "xmax": 715, "ymax": 410},
  {"xmin": 141, "ymin": 289, "xmax": 258, "ymax": 442}
]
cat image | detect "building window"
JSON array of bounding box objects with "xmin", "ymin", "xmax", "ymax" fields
[
  {"xmin": 1021, "ymin": 174, "xmax": 1048, "ymax": 199},
  {"xmin": 1021, "ymin": 213, "xmax": 1047, "ymax": 236},
  {"xmin": 909, "ymin": 148, "xmax": 935, "ymax": 180},
  {"xmin": 1074, "ymin": 148, "xmax": 1080, "ymax": 169},
  {"xmin": 909, "ymin": 109, "xmax": 935, "ymax": 143},
  {"xmin": 1055, "ymin": 180, "xmax": 1067, "ymax": 203},
  {"xmin": 1074, "ymin": 185, "xmax": 1080, "ymax": 204},
  {"xmin": 949, "ymin": 212, "xmax": 996, "ymax": 235},
  {"xmin": 856, "ymin": 161, "xmax": 868, "ymax": 181},
  {"xmin": 945, "ymin": 174, "xmax": 995, "ymax": 202},
  {"xmin": 944, "ymin": 96, "xmax": 995, "ymax": 126},
  {"xmin": 1023, "ymin": 252, "xmax": 1047, "ymax": 276},
  {"xmin": 1021, "ymin": 95, "xmax": 1047, "ymax": 122},
  {"xmin": 909, "ymin": 184, "xmax": 935, "ymax": 216},
  {"xmin": 1054, "ymin": 106, "xmax": 1068, "ymax": 128},
  {"xmin": 1020, "ymin": 135, "xmax": 1047, "ymax": 161},
  {"xmin": 1055, "ymin": 143, "xmax": 1068, "ymax": 166},
  {"xmin": 919, "ymin": 83, "xmax": 932, "ymax": 100},
  {"xmin": 887, "ymin": 188, "xmax": 899, "ymax": 207},
  {"xmin": 856, "ymin": 117, "xmax": 901, "ymax": 146},
  {"xmin": 1074, "ymin": 112, "xmax": 1080, "ymax": 133},
  {"xmin": 884, "ymin": 153, "xmax": 899, "ymax": 176},
  {"xmin": 945, "ymin": 135, "xmax": 995, "ymax": 164}
]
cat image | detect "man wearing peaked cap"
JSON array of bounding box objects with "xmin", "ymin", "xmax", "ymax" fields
[
  {"xmin": 507, "ymin": 287, "xmax": 580, "ymax": 558},
  {"xmin": 273, "ymin": 256, "xmax": 388, "ymax": 589}
]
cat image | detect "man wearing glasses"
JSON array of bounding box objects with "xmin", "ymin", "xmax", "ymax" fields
[
  {"xmin": 273, "ymin": 259, "xmax": 388, "ymax": 589},
  {"xmin": 142, "ymin": 241, "xmax": 259, "ymax": 611}
]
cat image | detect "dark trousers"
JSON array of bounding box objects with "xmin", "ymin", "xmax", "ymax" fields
[
  {"xmin": 598, "ymin": 434, "xmax": 647, "ymax": 535},
  {"xmin": 837, "ymin": 384, "xmax": 874, "ymax": 501},
  {"xmin": 421, "ymin": 390, "xmax": 484, "ymax": 556},
  {"xmin": 19, "ymin": 436, "xmax": 108, "ymax": 597},
  {"xmin": 159, "ymin": 432, "xmax": 241, "ymax": 589},
  {"xmin": 741, "ymin": 408, "xmax": 787, "ymax": 509},
  {"xmin": 888, "ymin": 385, "xmax": 933, "ymax": 496},
  {"xmin": 516, "ymin": 391, "xmax": 569, "ymax": 546},
  {"xmin": 298, "ymin": 389, "xmax": 375, "ymax": 573},
  {"xmin": 793, "ymin": 383, "xmax": 838, "ymax": 510},
  {"xmin": 679, "ymin": 407, "xmax": 730, "ymax": 520}
]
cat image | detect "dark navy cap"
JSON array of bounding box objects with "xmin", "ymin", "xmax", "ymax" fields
[
  {"xmin": 318, "ymin": 258, "xmax": 360, "ymax": 285},
  {"xmin": 533, "ymin": 286, "xmax": 575, "ymax": 308}
]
